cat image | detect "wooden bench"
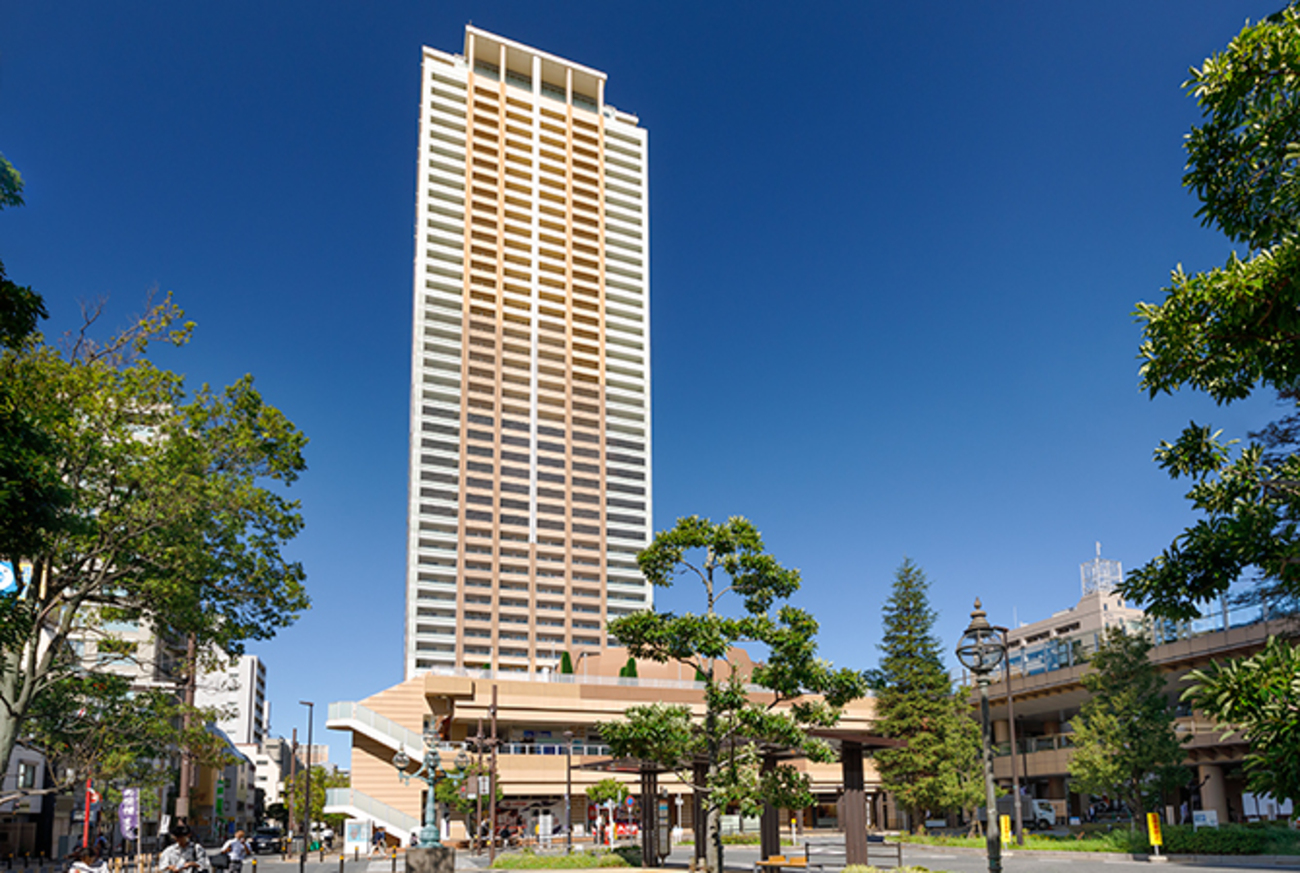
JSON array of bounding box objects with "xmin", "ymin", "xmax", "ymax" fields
[{"xmin": 753, "ymin": 847, "xmax": 825, "ymax": 873}]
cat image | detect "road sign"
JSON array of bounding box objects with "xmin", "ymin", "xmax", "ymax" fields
[
  {"xmin": 657, "ymin": 799, "xmax": 670, "ymax": 858},
  {"xmin": 999, "ymin": 814, "xmax": 1011, "ymax": 844}
]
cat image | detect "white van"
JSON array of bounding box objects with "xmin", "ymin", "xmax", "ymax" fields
[{"xmin": 984, "ymin": 797, "xmax": 1058, "ymax": 830}]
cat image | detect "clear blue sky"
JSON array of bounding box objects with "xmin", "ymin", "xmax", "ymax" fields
[{"xmin": 2, "ymin": 2, "xmax": 1283, "ymax": 762}]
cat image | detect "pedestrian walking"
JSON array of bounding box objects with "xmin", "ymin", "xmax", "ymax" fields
[
  {"xmin": 68, "ymin": 847, "xmax": 107, "ymax": 873},
  {"xmin": 369, "ymin": 826, "xmax": 387, "ymax": 858},
  {"xmin": 219, "ymin": 831, "xmax": 249, "ymax": 873},
  {"xmin": 160, "ymin": 825, "xmax": 211, "ymax": 873}
]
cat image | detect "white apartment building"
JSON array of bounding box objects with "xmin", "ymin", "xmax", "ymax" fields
[
  {"xmin": 195, "ymin": 654, "xmax": 268, "ymax": 747},
  {"xmin": 405, "ymin": 26, "xmax": 653, "ymax": 678}
]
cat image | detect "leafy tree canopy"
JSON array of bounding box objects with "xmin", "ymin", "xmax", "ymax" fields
[
  {"xmin": 599, "ymin": 516, "xmax": 866, "ymax": 873},
  {"xmin": 1067, "ymin": 628, "xmax": 1187, "ymax": 819},
  {"xmin": 2, "ymin": 671, "xmax": 230, "ymax": 807},
  {"xmin": 585, "ymin": 777, "xmax": 630, "ymax": 807},
  {"xmin": 284, "ymin": 765, "xmax": 349, "ymax": 832},
  {"xmin": 0, "ymin": 293, "xmax": 310, "ymax": 779},
  {"xmin": 1184, "ymin": 635, "xmax": 1300, "ymax": 804},
  {"xmin": 1124, "ymin": 5, "xmax": 1300, "ymax": 620},
  {"xmin": 435, "ymin": 759, "xmax": 501, "ymax": 819},
  {"xmin": 0, "ymin": 153, "xmax": 22, "ymax": 211}
]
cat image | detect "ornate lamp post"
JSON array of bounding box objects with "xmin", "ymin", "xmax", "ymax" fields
[
  {"xmin": 956, "ymin": 599, "xmax": 1007, "ymax": 873},
  {"xmin": 393, "ymin": 721, "xmax": 470, "ymax": 849}
]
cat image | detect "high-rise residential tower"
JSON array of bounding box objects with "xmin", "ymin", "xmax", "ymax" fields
[{"xmin": 404, "ymin": 27, "xmax": 652, "ymax": 678}]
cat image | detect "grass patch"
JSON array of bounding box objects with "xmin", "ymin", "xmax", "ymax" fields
[
  {"xmin": 893, "ymin": 823, "xmax": 1300, "ymax": 856},
  {"xmin": 892, "ymin": 830, "xmax": 1139, "ymax": 853},
  {"xmin": 489, "ymin": 849, "xmax": 630, "ymax": 868},
  {"xmin": 720, "ymin": 835, "xmax": 797, "ymax": 845}
]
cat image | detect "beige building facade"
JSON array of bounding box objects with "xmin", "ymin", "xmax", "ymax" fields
[
  {"xmin": 327, "ymin": 649, "xmax": 892, "ymax": 843},
  {"xmin": 406, "ymin": 27, "xmax": 652, "ymax": 679}
]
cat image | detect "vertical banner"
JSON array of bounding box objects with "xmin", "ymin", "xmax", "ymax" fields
[
  {"xmin": 1147, "ymin": 812, "xmax": 1163, "ymax": 848},
  {"xmin": 119, "ymin": 788, "xmax": 140, "ymax": 840},
  {"xmin": 999, "ymin": 814, "xmax": 1011, "ymax": 844}
]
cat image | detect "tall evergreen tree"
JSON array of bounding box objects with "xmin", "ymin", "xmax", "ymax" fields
[{"xmin": 871, "ymin": 559, "xmax": 981, "ymax": 831}]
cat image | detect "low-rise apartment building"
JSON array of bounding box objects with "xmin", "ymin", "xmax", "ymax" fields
[
  {"xmin": 326, "ymin": 648, "xmax": 894, "ymax": 844},
  {"xmin": 978, "ymin": 548, "xmax": 1293, "ymax": 825}
]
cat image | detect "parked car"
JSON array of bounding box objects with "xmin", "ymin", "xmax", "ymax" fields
[{"xmin": 251, "ymin": 827, "xmax": 283, "ymax": 855}]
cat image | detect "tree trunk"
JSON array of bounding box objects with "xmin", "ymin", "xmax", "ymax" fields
[
  {"xmin": 0, "ymin": 706, "xmax": 18, "ymax": 794},
  {"xmin": 704, "ymin": 783, "xmax": 721, "ymax": 873},
  {"xmin": 0, "ymin": 646, "xmax": 28, "ymax": 785}
]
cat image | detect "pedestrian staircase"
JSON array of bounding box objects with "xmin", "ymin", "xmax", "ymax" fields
[
  {"xmin": 327, "ymin": 701, "xmax": 428, "ymax": 760},
  {"xmin": 323, "ymin": 787, "xmax": 419, "ymax": 844}
]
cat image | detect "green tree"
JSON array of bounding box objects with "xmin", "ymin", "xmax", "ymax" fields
[
  {"xmin": 0, "ymin": 154, "xmax": 70, "ymax": 584},
  {"xmin": 1067, "ymin": 628, "xmax": 1186, "ymax": 821},
  {"xmin": 559, "ymin": 651, "xmax": 574, "ymax": 674},
  {"xmin": 0, "ymin": 671, "xmax": 230, "ymax": 807},
  {"xmin": 434, "ymin": 759, "xmax": 501, "ymax": 842},
  {"xmin": 265, "ymin": 801, "xmax": 289, "ymax": 829},
  {"xmin": 1118, "ymin": 7, "xmax": 1300, "ymax": 806},
  {"xmin": 618, "ymin": 656, "xmax": 638, "ymax": 678},
  {"xmin": 1184, "ymin": 635, "xmax": 1300, "ymax": 804},
  {"xmin": 0, "ymin": 153, "xmax": 22, "ymax": 210},
  {"xmin": 598, "ymin": 516, "xmax": 866, "ymax": 873},
  {"xmin": 284, "ymin": 765, "xmax": 350, "ymax": 832},
  {"xmin": 1123, "ymin": 5, "xmax": 1300, "ymax": 620},
  {"xmin": 585, "ymin": 777, "xmax": 629, "ymax": 807},
  {"xmin": 0, "ymin": 295, "xmax": 310, "ymax": 778},
  {"xmin": 870, "ymin": 560, "xmax": 981, "ymax": 832}
]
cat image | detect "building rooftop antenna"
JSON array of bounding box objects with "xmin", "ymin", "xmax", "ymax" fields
[{"xmin": 1081, "ymin": 542, "xmax": 1122, "ymax": 597}]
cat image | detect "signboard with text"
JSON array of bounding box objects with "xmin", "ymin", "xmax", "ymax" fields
[{"xmin": 1147, "ymin": 812, "xmax": 1163, "ymax": 847}]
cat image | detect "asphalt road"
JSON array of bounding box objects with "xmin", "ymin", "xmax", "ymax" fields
[{"xmin": 240, "ymin": 839, "xmax": 1300, "ymax": 873}]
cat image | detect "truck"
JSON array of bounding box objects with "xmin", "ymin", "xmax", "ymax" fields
[{"xmin": 978, "ymin": 796, "xmax": 1058, "ymax": 831}]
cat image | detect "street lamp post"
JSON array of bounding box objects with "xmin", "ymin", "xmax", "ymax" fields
[
  {"xmin": 298, "ymin": 701, "xmax": 314, "ymax": 873},
  {"xmin": 392, "ymin": 720, "xmax": 468, "ymax": 849},
  {"xmin": 956, "ymin": 600, "xmax": 1007, "ymax": 873},
  {"xmin": 563, "ymin": 731, "xmax": 574, "ymax": 854}
]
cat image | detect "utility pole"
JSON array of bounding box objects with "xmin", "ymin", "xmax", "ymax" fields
[
  {"xmin": 299, "ymin": 701, "xmax": 314, "ymax": 873},
  {"xmin": 1001, "ymin": 628, "xmax": 1024, "ymax": 846},
  {"xmin": 474, "ymin": 719, "xmax": 484, "ymax": 856},
  {"xmin": 563, "ymin": 731, "xmax": 574, "ymax": 854},
  {"xmin": 289, "ymin": 729, "xmax": 298, "ymax": 839},
  {"xmin": 175, "ymin": 634, "xmax": 197, "ymax": 823},
  {"xmin": 488, "ymin": 685, "xmax": 498, "ymax": 866}
]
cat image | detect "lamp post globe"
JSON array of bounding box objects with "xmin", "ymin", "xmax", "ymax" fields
[
  {"xmin": 956, "ymin": 599, "xmax": 1006, "ymax": 873},
  {"xmin": 956, "ymin": 598, "xmax": 1005, "ymax": 677}
]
